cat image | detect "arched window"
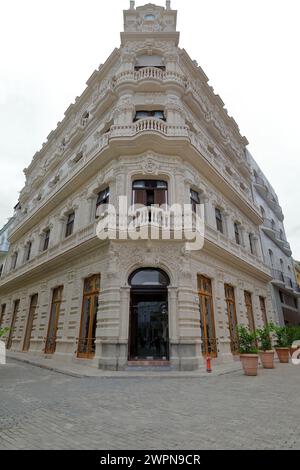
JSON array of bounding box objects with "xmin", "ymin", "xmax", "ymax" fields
[{"xmin": 129, "ymin": 268, "xmax": 170, "ymax": 287}]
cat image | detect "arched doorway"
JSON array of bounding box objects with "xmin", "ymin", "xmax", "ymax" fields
[{"xmin": 128, "ymin": 268, "xmax": 170, "ymax": 362}]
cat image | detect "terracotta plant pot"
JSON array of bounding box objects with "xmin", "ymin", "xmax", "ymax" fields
[
  {"xmin": 259, "ymin": 350, "xmax": 275, "ymax": 369},
  {"xmin": 275, "ymin": 347, "xmax": 290, "ymax": 363},
  {"xmin": 240, "ymin": 354, "xmax": 259, "ymax": 376}
]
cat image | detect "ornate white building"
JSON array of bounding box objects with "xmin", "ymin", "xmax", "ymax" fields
[{"xmin": 0, "ymin": 2, "xmax": 287, "ymax": 370}]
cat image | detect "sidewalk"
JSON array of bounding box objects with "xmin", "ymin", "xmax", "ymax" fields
[{"xmin": 6, "ymin": 351, "xmax": 243, "ymax": 379}]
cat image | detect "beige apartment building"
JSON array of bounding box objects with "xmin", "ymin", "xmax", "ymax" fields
[{"xmin": 0, "ymin": 2, "xmax": 281, "ymax": 370}]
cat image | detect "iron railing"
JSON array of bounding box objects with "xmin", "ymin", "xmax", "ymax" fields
[
  {"xmin": 76, "ymin": 337, "xmax": 96, "ymax": 357},
  {"xmin": 44, "ymin": 336, "xmax": 57, "ymax": 354},
  {"xmin": 201, "ymin": 337, "xmax": 218, "ymax": 357}
]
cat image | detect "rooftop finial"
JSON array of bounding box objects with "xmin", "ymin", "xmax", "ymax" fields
[
  {"xmin": 166, "ymin": 0, "xmax": 171, "ymax": 10},
  {"xmin": 130, "ymin": 1, "xmax": 135, "ymax": 9}
]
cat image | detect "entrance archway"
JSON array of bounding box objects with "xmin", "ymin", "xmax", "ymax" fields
[{"xmin": 128, "ymin": 268, "xmax": 170, "ymax": 362}]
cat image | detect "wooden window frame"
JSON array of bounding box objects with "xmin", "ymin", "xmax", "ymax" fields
[
  {"xmin": 198, "ymin": 275, "xmax": 217, "ymax": 357},
  {"xmin": 23, "ymin": 294, "xmax": 38, "ymax": 352},
  {"xmin": 244, "ymin": 291, "xmax": 256, "ymax": 332},
  {"xmin": 132, "ymin": 180, "xmax": 168, "ymax": 207},
  {"xmin": 224, "ymin": 285, "xmax": 239, "ymax": 354},
  {"xmin": 259, "ymin": 296, "xmax": 268, "ymax": 326},
  {"xmin": 6, "ymin": 299, "xmax": 20, "ymax": 350},
  {"xmin": 44, "ymin": 287, "xmax": 63, "ymax": 354},
  {"xmin": 77, "ymin": 275, "xmax": 100, "ymax": 359}
]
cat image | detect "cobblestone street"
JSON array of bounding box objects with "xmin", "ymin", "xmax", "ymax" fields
[{"xmin": 0, "ymin": 359, "xmax": 299, "ymax": 450}]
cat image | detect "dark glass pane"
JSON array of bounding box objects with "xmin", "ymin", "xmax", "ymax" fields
[
  {"xmin": 133, "ymin": 180, "xmax": 167, "ymax": 190},
  {"xmin": 130, "ymin": 298, "xmax": 169, "ymax": 360},
  {"xmin": 129, "ymin": 269, "xmax": 169, "ymax": 287}
]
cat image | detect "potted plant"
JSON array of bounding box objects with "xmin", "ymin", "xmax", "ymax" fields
[
  {"xmin": 236, "ymin": 325, "xmax": 259, "ymax": 376},
  {"xmin": 256, "ymin": 324, "xmax": 274, "ymax": 369},
  {"xmin": 272, "ymin": 325, "xmax": 290, "ymax": 363}
]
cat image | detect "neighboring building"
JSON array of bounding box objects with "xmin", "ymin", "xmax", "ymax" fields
[
  {"xmin": 294, "ymin": 260, "xmax": 300, "ymax": 289},
  {"xmin": 0, "ymin": 2, "xmax": 281, "ymax": 370},
  {"xmin": 249, "ymin": 152, "xmax": 300, "ymax": 326},
  {"xmin": 0, "ymin": 217, "xmax": 15, "ymax": 281}
]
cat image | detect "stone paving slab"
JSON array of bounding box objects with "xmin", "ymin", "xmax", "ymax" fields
[
  {"xmin": 0, "ymin": 359, "xmax": 299, "ymax": 449},
  {"xmin": 6, "ymin": 351, "xmax": 243, "ymax": 378}
]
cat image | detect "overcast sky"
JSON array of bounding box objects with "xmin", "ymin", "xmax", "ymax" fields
[{"xmin": 0, "ymin": 0, "xmax": 299, "ymax": 258}]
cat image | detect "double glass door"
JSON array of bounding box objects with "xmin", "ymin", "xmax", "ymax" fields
[{"xmin": 129, "ymin": 290, "xmax": 169, "ymax": 360}]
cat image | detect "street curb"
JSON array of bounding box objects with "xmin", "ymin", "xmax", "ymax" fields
[{"xmin": 7, "ymin": 354, "xmax": 243, "ymax": 379}]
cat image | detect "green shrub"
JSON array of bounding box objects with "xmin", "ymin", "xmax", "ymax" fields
[
  {"xmin": 256, "ymin": 324, "xmax": 272, "ymax": 351},
  {"xmin": 236, "ymin": 325, "xmax": 258, "ymax": 354},
  {"xmin": 271, "ymin": 325, "xmax": 290, "ymax": 348},
  {"xmin": 286, "ymin": 326, "xmax": 300, "ymax": 346}
]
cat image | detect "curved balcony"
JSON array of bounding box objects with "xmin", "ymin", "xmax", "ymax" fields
[
  {"xmin": 254, "ymin": 176, "xmax": 284, "ymax": 221},
  {"xmin": 10, "ymin": 118, "xmax": 261, "ymax": 243},
  {"xmin": 261, "ymin": 218, "xmax": 292, "ymax": 256},
  {"xmin": 113, "ymin": 67, "xmax": 186, "ymax": 90},
  {"xmin": 110, "ymin": 118, "xmax": 189, "ymax": 138},
  {"xmin": 271, "ymin": 269, "xmax": 300, "ymax": 294}
]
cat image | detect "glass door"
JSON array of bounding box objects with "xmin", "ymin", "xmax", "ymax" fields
[{"xmin": 129, "ymin": 292, "xmax": 169, "ymax": 360}]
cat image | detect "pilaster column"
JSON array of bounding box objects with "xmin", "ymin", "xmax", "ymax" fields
[
  {"xmin": 119, "ymin": 286, "xmax": 131, "ymax": 342},
  {"xmin": 168, "ymin": 286, "xmax": 179, "ymax": 343}
]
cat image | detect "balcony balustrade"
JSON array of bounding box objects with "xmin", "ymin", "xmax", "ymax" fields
[
  {"xmin": 262, "ymin": 218, "xmax": 291, "ymax": 255},
  {"xmin": 271, "ymin": 269, "xmax": 300, "ymax": 292},
  {"xmin": 254, "ymin": 177, "xmax": 284, "ymax": 221}
]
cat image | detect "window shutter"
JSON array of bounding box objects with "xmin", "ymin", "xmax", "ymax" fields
[
  {"xmin": 154, "ymin": 189, "xmax": 166, "ymax": 206},
  {"xmin": 134, "ymin": 189, "xmax": 147, "ymax": 205}
]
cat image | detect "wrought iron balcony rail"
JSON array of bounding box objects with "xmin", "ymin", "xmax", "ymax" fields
[
  {"xmin": 44, "ymin": 335, "xmax": 57, "ymax": 354},
  {"xmin": 201, "ymin": 337, "xmax": 218, "ymax": 357},
  {"xmin": 76, "ymin": 337, "xmax": 96, "ymax": 357}
]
